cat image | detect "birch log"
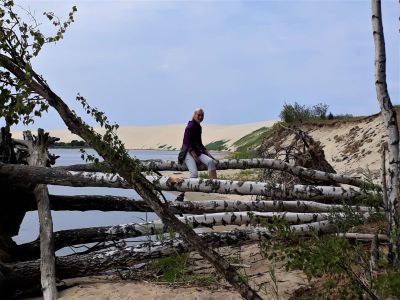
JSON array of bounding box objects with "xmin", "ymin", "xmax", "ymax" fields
[
  {"xmin": 149, "ymin": 176, "xmax": 370, "ymax": 201},
  {"xmin": 17, "ymin": 211, "xmax": 333, "ymax": 259},
  {"xmin": 25, "ymin": 130, "xmax": 57, "ymax": 300},
  {"xmin": 0, "ymin": 165, "xmax": 373, "ymax": 202},
  {"xmin": 42, "ymin": 195, "xmax": 378, "ymax": 214},
  {"xmin": 4, "ymin": 220, "xmax": 337, "ymax": 287},
  {"xmin": 372, "ymin": 0, "xmax": 400, "ymax": 265},
  {"xmin": 60, "ymin": 158, "xmax": 376, "ymax": 189}
]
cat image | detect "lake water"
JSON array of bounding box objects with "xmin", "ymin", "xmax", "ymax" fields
[{"xmin": 13, "ymin": 149, "xmax": 181, "ymax": 255}]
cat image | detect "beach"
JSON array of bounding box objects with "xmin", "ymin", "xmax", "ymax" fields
[{"xmin": 22, "ymin": 114, "xmax": 386, "ymax": 299}]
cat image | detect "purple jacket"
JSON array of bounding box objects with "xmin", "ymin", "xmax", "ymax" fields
[{"xmin": 182, "ymin": 120, "xmax": 206, "ymax": 156}]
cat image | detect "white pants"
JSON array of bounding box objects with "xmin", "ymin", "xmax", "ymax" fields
[{"xmin": 185, "ymin": 152, "xmax": 216, "ymax": 178}]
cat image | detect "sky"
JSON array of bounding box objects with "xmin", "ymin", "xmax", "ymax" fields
[{"xmin": 8, "ymin": 0, "xmax": 400, "ymax": 129}]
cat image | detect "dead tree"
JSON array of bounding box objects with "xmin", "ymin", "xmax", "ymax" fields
[
  {"xmin": 258, "ymin": 126, "xmax": 337, "ymax": 186},
  {"xmin": 24, "ymin": 129, "xmax": 58, "ymax": 299}
]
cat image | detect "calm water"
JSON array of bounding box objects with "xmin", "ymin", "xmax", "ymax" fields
[{"xmin": 13, "ymin": 149, "xmax": 180, "ymax": 255}]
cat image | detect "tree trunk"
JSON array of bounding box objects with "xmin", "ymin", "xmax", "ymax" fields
[
  {"xmin": 0, "ymin": 53, "xmax": 262, "ymax": 299},
  {"xmin": 0, "ymin": 164, "xmax": 373, "ymax": 202},
  {"xmin": 42, "ymin": 195, "xmax": 376, "ymax": 214},
  {"xmin": 16, "ymin": 211, "xmax": 336, "ymax": 260},
  {"xmin": 25, "ymin": 130, "xmax": 57, "ymax": 300},
  {"xmin": 371, "ymin": 0, "xmax": 400, "ymax": 265},
  {"xmin": 60, "ymin": 158, "xmax": 377, "ymax": 189},
  {"xmin": 149, "ymin": 176, "xmax": 370, "ymax": 201},
  {"xmin": 3, "ymin": 220, "xmax": 338, "ymax": 289}
]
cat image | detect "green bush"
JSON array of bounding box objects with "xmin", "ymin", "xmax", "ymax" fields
[{"xmin": 279, "ymin": 102, "xmax": 329, "ymax": 124}]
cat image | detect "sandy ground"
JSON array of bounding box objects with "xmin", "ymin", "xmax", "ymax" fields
[{"xmin": 48, "ymin": 243, "xmax": 308, "ymax": 300}]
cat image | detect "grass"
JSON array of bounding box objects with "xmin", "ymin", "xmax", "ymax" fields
[
  {"xmin": 200, "ymin": 169, "xmax": 258, "ymax": 181},
  {"xmin": 233, "ymin": 126, "xmax": 271, "ymax": 152},
  {"xmin": 150, "ymin": 253, "xmax": 217, "ymax": 285},
  {"xmin": 205, "ymin": 139, "xmax": 229, "ymax": 151}
]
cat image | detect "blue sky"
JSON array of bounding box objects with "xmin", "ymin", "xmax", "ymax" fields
[{"xmin": 11, "ymin": 0, "xmax": 400, "ymax": 129}]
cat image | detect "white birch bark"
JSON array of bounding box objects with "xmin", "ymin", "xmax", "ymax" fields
[
  {"xmin": 61, "ymin": 158, "xmax": 377, "ymax": 189},
  {"xmin": 18, "ymin": 211, "xmax": 335, "ymax": 257},
  {"xmin": 142, "ymin": 158, "xmax": 376, "ymax": 188},
  {"xmin": 147, "ymin": 176, "xmax": 372, "ymax": 201},
  {"xmin": 0, "ymin": 165, "xmax": 375, "ymax": 201},
  {"xmin": 371, "ymin": 0, "xmax": 400, "ymax": 264}
]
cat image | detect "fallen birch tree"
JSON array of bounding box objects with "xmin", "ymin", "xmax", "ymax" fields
[
  {"xmin": 61, "ymin": 158, "xmax": 377, "ymax": 189},
  {"xmin": 38, "ymin": 196, "xmax": 378, "ymax": 214},
  {"xmin": 3, "ymin": 220, "xmax": 338, "ymax": 288},
  {"xmin": 0, "ymin": 164, "xmax": 376, "ymax": 201},
  {"xmin": 16, "ymin": 211, "xmax": 337, "ymax": 260}
]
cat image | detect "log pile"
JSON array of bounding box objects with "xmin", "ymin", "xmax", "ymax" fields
[{"xmin": 0, "ymin": 128, "xmax": 384, "ymax": 298}]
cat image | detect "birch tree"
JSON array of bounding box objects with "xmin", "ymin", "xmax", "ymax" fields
[{"xmin": 371, "ymin": 0, "xmax": 400, "ymax": 265}]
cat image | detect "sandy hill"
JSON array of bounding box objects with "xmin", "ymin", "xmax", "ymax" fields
[
  {"xmin": 294, "ymin": 114, "xmax": 386, "ymax": 177},
  {"xmin": 12, "ymin": 120, "xmax": 278, "ymax": 151},
  {"xmin": 11, "ymin": 115, "xmax": 387, "ymax": 178}
]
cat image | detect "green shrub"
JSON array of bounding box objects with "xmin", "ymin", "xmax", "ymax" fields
[{"xmin": 279, "ymin": 102, "xmax": 329, "ymax": 124}]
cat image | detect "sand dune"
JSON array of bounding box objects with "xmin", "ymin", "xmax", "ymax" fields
[{"xmin": 12, "ymin": 120, "xmax": 278, "ymax": 150}]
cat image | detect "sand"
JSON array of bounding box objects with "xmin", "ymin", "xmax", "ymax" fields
[{"xmin": 12, "ymin": 120, "xmax": 278, "ymax": 151}]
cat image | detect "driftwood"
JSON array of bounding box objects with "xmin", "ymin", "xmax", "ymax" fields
[
  {"xmin": 16, "ymin": 211, "xmax": 337, "ymax": 260},
  {"xmin": 25, "ymin": 129, "xmax": 58, "ymax": 300}
]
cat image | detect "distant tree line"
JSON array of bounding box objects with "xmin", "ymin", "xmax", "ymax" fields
[
  {"xmin": 279, "ymin": 102, "xmax": 353, "ymax": 124},
  {"xmin": 51, "ymin": 140, "xmax": 89, "ymax": 148}
]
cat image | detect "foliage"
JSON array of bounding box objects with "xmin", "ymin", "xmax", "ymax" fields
[
  {"xmin": 233, "ymin": 126, "xmax": 271, "ymax": 152},
  {"xmin": 205, "ymin": 139, "xmax": 228, "ymax": 151},
  {"xmin": 151, "ymin": 253, "xmax": 190, "ymax": 282},
  {"xmin": 257, "ymin": 169, "xmax": 390, "ymax": 299},
  {"xmin": 0, "ymin": 0, "xmax": 76, "ymax": 125},
  {"xmin": 150, "ymin": 253, "xmax": 216, "ymax": 285},
  {"xmin": 229, "ymin": 149, "xmax": 258, "ymax": 159},
  {"xmin": 279, "ymin": 102, "xmax": 329, "ymax": 124}
]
